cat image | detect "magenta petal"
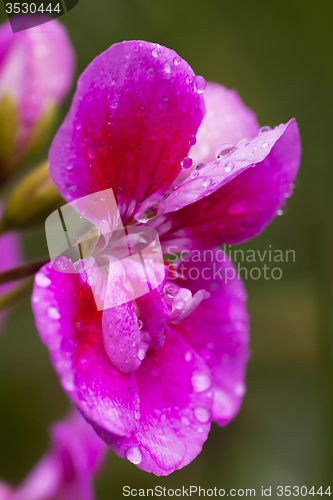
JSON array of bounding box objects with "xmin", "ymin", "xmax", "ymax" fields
[
  {"xmin": 10, "ymin": 409, "xmax": 106, "ymax": 500},
  {"xmin": 32, "ymin": 263, "xmax": 139, "ymax": 438},
  {"xmin": 0, "ymin": 20, "xmax": 75, "ymax": 155},
  {"xmin": 49, "ymin": 41, "xmax": 205, "ymax": 221},
  {"xmin": 102, "ymin": 302, "xmax": 142, "ymax": 375},
  {"xmin": 174, "ymin": 249, "xmax": 249, "ymax": 425},
  {"xmin": 154, "ymin": 118, "xmax": 301, "ymax": 250},
  {"xmin": 95, "ymin": 329, "xmax": 213, "ymax": 475},
  {"xmin": 190, "ymin": 82, "xmax": 259, "ymax": 166}
]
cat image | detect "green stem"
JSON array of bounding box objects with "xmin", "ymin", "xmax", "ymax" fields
[
  {"xmin": 0, "ymin": 277, "xmax": 34, "ymax": 310},
  {"xmin": 0, "ymin": 258, "xmax": 49, "ymax": 285}
]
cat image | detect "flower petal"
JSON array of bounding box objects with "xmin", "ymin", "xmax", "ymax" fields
[
  {"xmin": 93, "ymin": 328, "xmax": 213, "ymax": 475},
  {"xmin": 172, "ymin": 249, "xmax": 249, "ymax": 425},
  {"xmin": 32, "ymin": 263, "xmax": 139, "ymax": 438},
  {"xmin": 153, "ymin": 118, "xmax": 301, "ymax": 250},
  {"xmin": 49, "ymin": 41, "xmax": 205, "ymax": 222},
  {"xmin": 0, "ymin": 20, "xmax": 75, "ymax": 123},
  {"xmin": 9, "ymin": 409, "xmax": 106, "ymax": 500},
  {"xmin": 190, "ymin": 82, "xmax": 259, "ymax": 166}
]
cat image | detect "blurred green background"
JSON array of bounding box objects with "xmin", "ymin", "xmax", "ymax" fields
[{"xmin": 0, "ymin": 0, "xmax": 332, "ymax": 498}]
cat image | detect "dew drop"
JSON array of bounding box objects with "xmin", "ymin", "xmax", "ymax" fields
[
  {"xmin": 181, "ymin": 157, "xmax": 193, "ymax": 169},
  {"xmin": 181, "ymin": 416, "xmax": 190, "ymax": 426},
  {"xmin": 146, "ymin": 67, "xmax": 156, "ymax": 78},
  {"xmin": 77, "ymin": 355, "xmax": 90, "ymax": 372},
  {"xmin": 185, "ymin": 351, "xmax": 193, "ymax": 362},
  {"xmin": 84, "ymin": 139, "xmax": 98, "ymax": 160},
  {"xmin": 191, "ymin": 171, "xmax": 199, "ymax": 179},
  {"xmin": 193, "ymin": 75, "xmax": 207, "ymax": 93},
  {"xmin": 125, "ymin": 446, "xmax": 142, "ymax": 465},
  {"xmin": 137, "ymin": 319, "xmax": 143, "ymax": 330},
  {"xmin": 173, "ymin": 55, "xmax": 182, "ymax": 66},
  {"xmin": 151, "ymin": 45, "xmax": 161, "ymax": 57},
  {"xmin": 203, "ymin": 178, "xmax": 212, "ymax": 188},
  {"xmin": 110, "ymin": 101, "xmax": 118, "ymax": 109},
  {"xmin": 137, "ymin": 348, "xmax": 146, "ymax": 361},
  {"xmin": 164, "ymin": 60, "xmax": 174, "ymax": 74},
  {"xmin": 194, "ymin": 407, "xmax": 211, "ymax": 423},
  {"xmin": 225, "ymin": 162, "xmax": 234, "ymax": 173},
  {"xmin": 48, "ymin": 307, "xmax": 60, "ymax": 320},
  {"xmin": 216, "ymin": 144, "xmax": 236, "ymax": 158},
  {"xmin": 191, "ymin": 370, "xmax": 211, "ymax": 393},
  {"xmin": 188, "ymin": 135, "xmax": 196, "ymax": 146},
  {"xmin": 36, "ymin": 274, "xmax": 51, "ymax": 288},
  {"xmin": 164, "ymin": 285, "xmax": 177, "ymax": 298},
  {"xmin": 158, "ymin": 96, "xmax": 169, "ymax": 110},
  {"xmin": 259, "ymin": 125, "xmax": 271, "ymax": 135},
  {"xmin": 74, "ymin": 121, "xmax": 82, "ymax": 131},
  {"xmin": 262, "ymin": 142, "xmax": 269, "ymax": 148},
  {"xmin": 237, "ymin": 138, "xmax": 249, "ymax": 148}
]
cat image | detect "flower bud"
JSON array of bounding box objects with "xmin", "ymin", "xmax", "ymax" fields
[
  {"xmin": 0, "ymin": 19, "xmax": 75, "ymax": 181},
  {"xmin": 0, "ymin": 161, "xmax": 64, "ymax": 231}
]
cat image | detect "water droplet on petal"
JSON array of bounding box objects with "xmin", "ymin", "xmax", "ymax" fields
[
  {"xmin": 125, "ymin": 446, "xmax": 142, "ymax": 464},
  {"xmin": 74, "ymin": 121, "xmax": 82, "ymax": 131},
  {"xmin": 225, "ymin": 162, "xmax": 234, "ymax": 173},
  {"xmin": 77, "ymin": 355, "xmax": 90, "ymax": 372},
  {"xmin": 194, "ymin": 407, "xmax": 211, "ymax": 423},
  {"xmin": 191, "ymin": 370, "xmax": 211, "ymax": 392},
  {"xmin": 185, "ymin": 351, "xmax": 193, "ymax": 362},
  {"xmin": 146, "ymin": 67, "xmax": 156, "ymax": 78},
  {"xmin": 158, "ymin": 96, "xmax": 169, "ymax": 110},
  {"xmin": 111, "ymin": 101, "xmax": 118, "ymax": 109},
  {"xmin": 259, "ymin": 125, "xmax": 271, "ymax": 135},
  {"xmin": 203, "ymin": 178, "xmax": 212, "ymax": 188},
  {"xmin": 188, "ymin": 135, "xmax": 196, "ymax": 146},
  {"xmin": 216, "ymin": 144, "xmax": 236, "ymax": 158},
  {"xmin": 164, "ymin": 60, "xmax": 174, "ymax": 73},
  {"xmin": 152, "ymin": 45, "xmax": 161, "ymax": 57},
  {"xmin": 191, "ymin": 171, "xmax": 199, "ymax": 179},
  {"xmin": 164, "ymin": 285, "xmax": 177, "ymax": 298},
  {"xmin": 137, "ymin": 348, "xmax": 146, "ymax": 361},
  {"xmin": 173, "ymin": 55, "xmax": 182, "ymax": 66},
  {"xmin": 137, "ymin": 319, "xmax": 143, "ymax": 330},
  {"xmin": 48, "ymin": 307, "xmax": 60, "ymax": 320},
  {"xmin": 36, "ymin": 274, "xmax": 52, "ymax": 288},
  {"xmin": 227, "ymin": 199, "xmax": 248, "ymax": 216},
  {"xmin": 84, "ymin": 139, "xmax": 98, "ymax": 159},
  {"xmin": 181, "ymin": 157, "xmax": 193, "ymax": 169},
  {"xmin": 237, "ymin": 138, "xmax": 249, "ymax": 148},
  {"xmin": 193, "ymin": 75, "xmax": 207, "ymax": 93}
]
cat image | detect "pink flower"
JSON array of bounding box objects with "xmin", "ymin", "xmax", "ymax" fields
[
  {"xmin": 0, "ymin": 19, "xmax": 75, "ymax": 173},
  {"xmin": 32, "ymin": 41, "xmax": 301, "ymax": 475},
  {"xmin": 0, "ymin": 409, "xmax": 107, "ymax": 500}
]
